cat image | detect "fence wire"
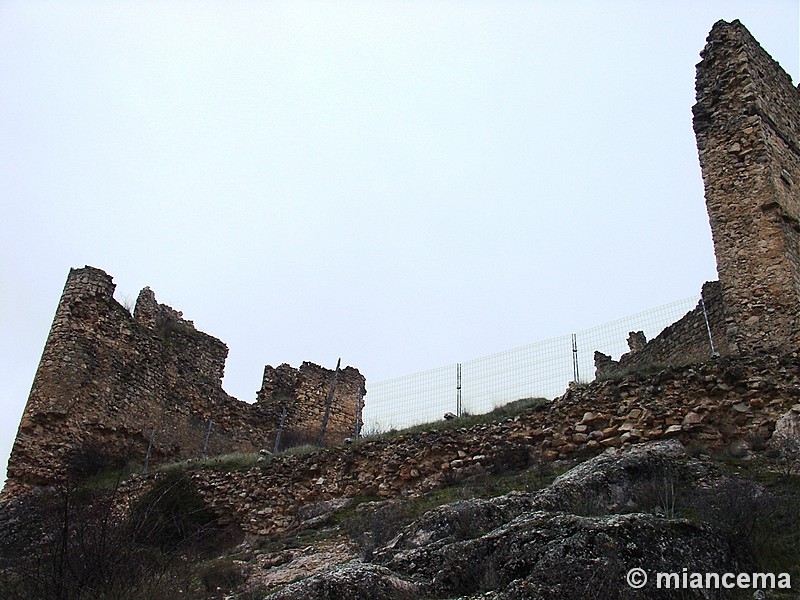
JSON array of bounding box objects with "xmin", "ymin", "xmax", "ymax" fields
[{"xmin": 362, "ymin": 295, "xmax": 701, "ymax": 432}]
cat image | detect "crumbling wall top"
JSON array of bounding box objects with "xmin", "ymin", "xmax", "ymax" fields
[
  {"xmin": 134, "ymin": 286, "xmax": 193, "ymax": 330},
  {"xmin": 63, "ymin": 265, "xmax": 116, "ymax": 302},
  {"xmin": 133, "ymin": 285, "xmax": 229, "ymax": 385},
  {"xmin": 694, "ymin": 20, "xmax": 799, "ymax": 137}
]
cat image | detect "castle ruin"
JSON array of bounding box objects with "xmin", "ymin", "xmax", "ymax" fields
[
  {"xmin": 2, "ymin": 266, "xmax": 365, "ymax": 498},
  {"xmin": 596, "ymin": 20, "xmax": 800, "ymax": 377},
  {"xmin": 4, "ymin": 19, "xmax": 799, "ymax": 499}
]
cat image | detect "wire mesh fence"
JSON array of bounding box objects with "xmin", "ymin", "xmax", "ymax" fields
[{"xmin": 362, "ymin": 294, "xmax": 702, "ymax": 433}]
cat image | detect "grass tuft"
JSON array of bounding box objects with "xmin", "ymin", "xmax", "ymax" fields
[
  {"xmin": 362, "ymin": 396, "xmax": 549, "ymax": 441},
  {"xmin": 159, "ymin": 452, "xmax": 261, "ymax": 475}
]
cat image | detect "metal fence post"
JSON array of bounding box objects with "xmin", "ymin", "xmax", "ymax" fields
[
  {"xmin": 456, "ymin": 363, "xmax": 462, "ymax": 417},
  {"xmin": 274, "ymin": 406, "xmax": 288, "ymax": 452},
  {"xmin": 699, "ymin": 297, "xmax": 719, "ymax": 357},
  {"xmin": 571, "ymin": 333, "xmax": 580, "ymax": 383},
  {"xmin": 142, "ymin": 428, "xmax": 156, "ymax": 475},
  {"xmin": 202, "ymin": 420, "xmax": 213, "ymax": 457}
]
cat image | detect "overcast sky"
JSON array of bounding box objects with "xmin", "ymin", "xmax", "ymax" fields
[{"xmin": 1, "ymin": 1, "xmax": 798, "ymax": 485}]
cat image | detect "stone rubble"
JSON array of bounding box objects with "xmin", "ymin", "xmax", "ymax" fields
[{"xmin": 112, "ymin": 352, "xmax": 800, "ymax": 540}]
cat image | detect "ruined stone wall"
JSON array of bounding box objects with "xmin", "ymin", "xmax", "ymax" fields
[
  {"xmin": 256, "ymin": 362, "xmax": 365, "ymax": 449},
  {"xmin": 596, "ymin": 21, "xmax": 800, "ymax": 377},
  {"xmin": 133, "ymin": 286, "xmax": 228, "ymax": 385},
  {"xmin": 3, "ymin": 266, "xmax": 364, "ymax": 498},
  {"xmin": 118, "ymin": 352, "xmax": 800, "ymax": 538},
  {"xmin": 595, "ymin": 281, "xmax": 729, "ymax": 377},
  {"xmin": 693, "ymin": 19, "xmax": 800, "ymax": 354}
]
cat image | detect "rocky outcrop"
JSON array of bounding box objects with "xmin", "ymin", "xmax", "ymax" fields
[
  {"xmin": 268, "ymin": 441, "xmax": 739, "ymax": 599},
  {"xmin": 267, "ymin": 562, "xmax": 422, "ymax": 600}
]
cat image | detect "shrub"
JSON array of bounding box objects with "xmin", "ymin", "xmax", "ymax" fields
[
  {"xmin": 491, "ymin": 445, "xmax": 532, "ymax": 475},
  {"xmin": 130, "ymin": 471, "xmax": 232, "ymax": 555},
  {"xmin": 685, "ymin": 478, "xmax": 797, "ymax": 575},
  {"xmin": 66, "ymin": 440, "xmax": 131, "ymax": 481},
  {"xmin": 0, "ymin": 484, "xmax": 197, "ymax": 600},
  {"xmin": 342, "ymin": 501, "xmax": 405, "ymax": 560},
  {"xmin": 199, "ymin": 559, "xmax": 247, "ymax": 595}
]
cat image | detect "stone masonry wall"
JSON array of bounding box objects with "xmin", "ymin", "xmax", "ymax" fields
[
  {"xmin": 7, "ymin": 20, "xmax": 799, "ymax": 509},
  {"xmin": 133, "ymin": 286, "xmax": 228, "ymax": 385},
  {"xmin": 693, "ymin": 20, "xmax": 800, "ymax": 354},
  {"xmin": 595, "ymin": 281, "xmax": 729, "ymax": 377},
  {"xmin": 596, "ymin": 21, "xmax": 800, "ymax": 377},
  {"xmin": 3, "ymin": 266, "xmax": 365, "ymax": 498},
  {"xmin": 256, "ymin": 362, "xmax": 366, "ymax": 449},
  {"xmin": 116, "ymin": 352, "xmax": 800, "ymax": 538}
]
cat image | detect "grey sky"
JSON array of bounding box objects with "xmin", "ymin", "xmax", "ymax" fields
[{"xmin": 1, "ymin": 1, "xmax": 798, "ymax": 484}]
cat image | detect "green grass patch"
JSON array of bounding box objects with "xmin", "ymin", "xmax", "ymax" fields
[
  {"xmin": 362, "ymin": 396, "xmax": 549, "ymax": 441},
  {"xmin": 154, "ymin": 444, "xmax": 328, "ymax": 477},
  {"xmin": 594, "ymin": 362, "xmax": 675, "ymax": 382},
  {"xmin": 279, "ymin": 443, "xmax": 321, "ymax": 457},
  {"xmin": 78, "ymin": 461, "xmax": 139, "ymax": 491},
  {"xmin": 158, "ymin": 452, "xmax": 262, "ymax": 475}
]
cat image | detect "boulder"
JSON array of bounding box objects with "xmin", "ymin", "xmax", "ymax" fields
[{"xmin": 271, "ymin": 441, "xmax": 735, "ymax": 599}]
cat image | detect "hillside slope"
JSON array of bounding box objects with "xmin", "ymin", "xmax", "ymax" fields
[{"xmin": 1, "ymin": 355, "xmax": 798, "ymax": 599}]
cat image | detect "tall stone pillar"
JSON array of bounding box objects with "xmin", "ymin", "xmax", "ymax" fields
[{"xmin": 693, "ymin": 20, "xmax": 800, "ymax": 354}]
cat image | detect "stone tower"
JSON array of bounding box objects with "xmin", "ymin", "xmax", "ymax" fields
[
  {"xmin": 693, "ymin": 20, "xmax": 800, "ymax": 354},
  {"xmin": 3, "ymin": 266, "xmax": 246, "ymax": 497},
  {"xmin": 3, "ymin": 266, "xmax": 366, "ymax": 499},
  {"xmin": 593, "ymin": 20, "xmax": 800, "ymax": 379}
]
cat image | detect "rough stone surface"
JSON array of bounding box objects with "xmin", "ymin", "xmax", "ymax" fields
[
  {"xmin": 2, "ymin": 19, "xmax": 799, "ymax": 600},
  {"xmin": 109, "ymin": 352, "xmax": 800, "ymax": 539},
  {"xmin": 266, "ymin": 562, "xmax": 422, "ymax": 600},
  {"xmin": 596, "ymin": 281, "xmax": 728, "ymax": 378},
  {"xmin": 598, "ymin": 20, "xmax": 800, "ymax": 377},
  {"xmin": 257, "ymin": 362, "xmax": 365, "ymax": 448},
  {"xmin": 694, "ymin": 20, "xmax": 800, "ymax": 356},
  {"xmin": 246, "ymin": 539, "xmax": 359, "ymax": 595},
  {"xmin": 268, "ymin": 441, "xmax": 739, "ymax": 600},
  {"xmin": 2, "ymin": 266, "xmax": 365, "ymax": 498}
]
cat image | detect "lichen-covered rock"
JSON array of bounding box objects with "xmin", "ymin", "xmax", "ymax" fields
[
  {"xmin": 266, "ymin": 441, "xmax": 738, "ymax": 599},
  {"xmin": 265, "ymin": 561, "xmax": 423, "ymax": 600},
  {"xmin": 372, "ymin": 492, "xmax": 538, "ymax": 557},
  {"xmin": 531, "ymin": 439, "xmax": 710, "ymax": 514},
  {"xmin": 374, "ymin": 440, "xmax": 708, "ymax": 559},
  {"xmin": 383, "ymin": 511, "xmax": 735, "ymax": 599}
]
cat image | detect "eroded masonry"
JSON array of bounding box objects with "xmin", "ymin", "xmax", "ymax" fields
[
  {"xmin": 2, "ymin": 266, "xmax": 365, "ymax": 498},
  {"xmin": 596, "ymin": 20, "xmax": 800, "ymax": 377},
  {"xmin": 3, "ymin": 20, "xmax": 799, "ymax": 500}
]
